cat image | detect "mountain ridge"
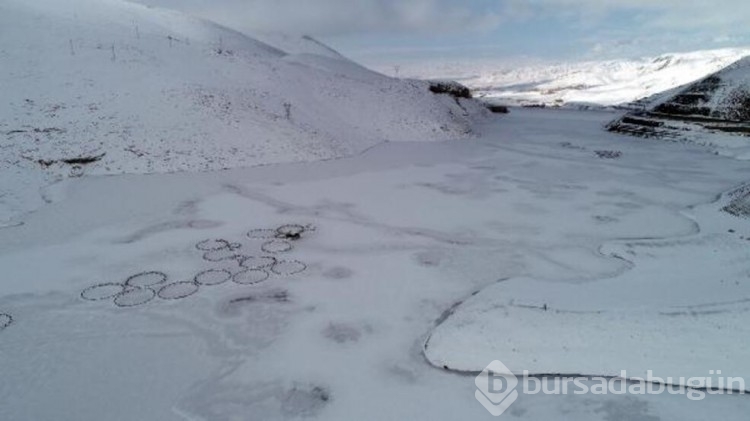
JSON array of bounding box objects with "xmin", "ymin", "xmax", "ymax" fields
[{"xmin": 381, "ymin": 48, "xmax": 750, "ymax": 107}]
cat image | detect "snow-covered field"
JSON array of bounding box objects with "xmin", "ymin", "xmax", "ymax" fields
[
  {"xmin": 0, "ymin": 0, "xmax": 486, "ymax": 227},
  {"xmin": 2, "ymin": 108, "xmax": 749, "ymax": 420},
  {"xmin": 2, "ymin": 1, "xmax": 750, "ymax": 420},
  {"xmin": 382, "ymin": 48, "xmax": 750, "ymax": 107}
]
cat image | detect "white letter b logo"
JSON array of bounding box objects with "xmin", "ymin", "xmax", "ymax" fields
[{"xmin": 475, "ymin": 361, "xmax": 519, "ymax": 417}]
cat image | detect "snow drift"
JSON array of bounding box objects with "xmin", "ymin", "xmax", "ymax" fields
[{"xmin": 0, "ymin": 0, "xmax": 487, "ymax": 226}]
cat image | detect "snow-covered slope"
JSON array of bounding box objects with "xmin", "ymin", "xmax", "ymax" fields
[
  {"xmin": 386, "ymin": 48, "xmax": 750, "ymax": 107},
  {"xmin": 608, "ymin": 57, "xmax": 750, "ymax": 159},
  {"xmin": 249, "ymin": 32, "xmax": 347, "ymax": 60},
  {"xmin": 648, "ymin": 56, "xmax": 750, "ymax": 120},
  {"xmin": 0, "ymin": 0, "xmax": 486, "ymax": 227}
]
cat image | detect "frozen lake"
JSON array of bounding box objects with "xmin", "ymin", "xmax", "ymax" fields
[{"xmin": 1, "ymin": 108, "xmax": 749, "ymax": 420}]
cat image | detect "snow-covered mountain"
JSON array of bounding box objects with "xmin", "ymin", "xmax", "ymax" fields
[
  {"xmin": 607, "ymin": 56, "xmax": 750, "ymax": 159},
  {"xmin": 0, "ymin": 0, "xmax": 487, "ymax": 226},
  {"xmin": 386, "ymin": 48, "xmax": 750, "ymax": 107},
  {"xmin": 648, "ymin": 56, "xmax": 750, "ymax": 121}
]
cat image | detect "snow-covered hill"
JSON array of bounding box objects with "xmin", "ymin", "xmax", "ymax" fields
[
  {"xmin": 649, "ymin": 56, "xmax": 750, "ymax": 120},
  {"xmin": 0, "ymin": 0, "xmax": 487, "ymax": 227},
  {"xmin": 607, "ymin": 57, "xmax": 750, "ymax": 159},
  {"xmin": 386, "ymin": 48, "xmax": 750, "ymax": 107}
]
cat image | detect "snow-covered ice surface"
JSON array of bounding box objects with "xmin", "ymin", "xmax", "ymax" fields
[
  {"xmin": 0, "ymin": 0, "xmax": 486, "ymax": 227},
  {"xmin": 2, "ymin": 108, "xmax": 750, "ymax": 420},
  {"xmin": 381, "ymin": 48, "xmax": 750, "ymax": 107}
]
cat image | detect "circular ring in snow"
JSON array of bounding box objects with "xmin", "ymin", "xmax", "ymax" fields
[
  {"xmin": 81, "ymin": 283, "xmax": 126, "ymax": 301},
  {"xmin": 233, "ymin": 269, "xmax": 271, "ymax": 285},
  {"xmin": 239, "ymin": 255, "xmax": 277, "ymax": 270},
  {"xmin": 194, "ymin": 269, "xmax": 233, "ymax": 286},
  {"xmin": 271, "ymin": 260, "xmax": 307, "ymax": 276},
  {"xmin": 125, "ymin": 271, "xmax": 168, "ymax": 288},
  {"xmin": 261, "ymin": 239, "xmax": 293, "ymax": 254},
  {"xmin": 114, "ymin": 287, "xmax": 155, "ymax": 307},
  {"xmin": 158, "ymin": 281, "xmax": 200, "ymax": 300},
  {"xmin": 196, "ymin": 239, "xmax": 238, "ymax": 251}
]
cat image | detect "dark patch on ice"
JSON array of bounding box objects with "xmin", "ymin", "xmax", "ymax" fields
[
  {"xmin": 560, "ymin": 141, "xmax": 586, "ymax": 151},
  {"xmin": 0, "ymin": 313, "xmax": 13, "ymax": 330},
  {"xmin": 414, "ymin": 250, "xmax": 445, "ymax": 267},
  {"xmin": 660, "ymin": 309, "xmax": 729, "ymax": 317},
  {"xmin": 387, "ymin": 364, "xmax": 418, "ymax": 384},
  {"xmin": 228, "ymin": 290, "xmax": 290, "ymax": 305},
  {"xmin": 508, "ymin": 406, "xmax": 528, "ymax": 417},
  {"xmin": 178, "ymin": 380, "xmax": 330, "ymax": 420},
  {"xmin": 593, "ymin": 397, "xmax": 660, "ymax": 421},
  {"xmin": 61, "ymin": 153, "xmax": 106, "ymax": 165},
  {"xmin": 36, "ymin": 152, "xmax": 105, "ymax": 168},
  {"xmin": 322, "ymin": 266, "xmax": 353, "ymax": 279},
  {"xmin": 595, "ymin": 150, "xmax": 623, "ymax": 159},
  {"xmin": 322, "ymin": 322, "xmax": 362, "ymax": 343},
  {"xmin": 281, "ymin": 384, "xmax": 331, "ymax": 418},
  {"xmin": 178, "ymin": 382, "xmax": 282, "ymax": 420},
  {"xmin": 174, "ymin": 199, "xmax": 200, "ymax": 215},
  {"xmin": 415, "ymin": 181, "xmax": 468, "ymax": 196},
  {"xmin": 217, "ymin": 289, "xmax": 290, "ymax": 318},
  {"xmin": 593, "ymin": 215, "xmax": 619, "ymax": 224}
]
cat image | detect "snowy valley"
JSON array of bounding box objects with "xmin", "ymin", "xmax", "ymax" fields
[{"xmin": 2, "ymin": 1, "xmax": 750, "ymax": 421}]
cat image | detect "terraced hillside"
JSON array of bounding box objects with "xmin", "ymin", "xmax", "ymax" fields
[{"xmin": 608, "ymin": 57, "xmax": 750, "ymax": 139}]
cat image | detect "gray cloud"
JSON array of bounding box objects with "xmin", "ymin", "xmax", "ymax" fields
[
  {"xmin": 510, "ymin": 0, "xmax": 750, "ymax": 30},
  {"xmin": 133, "ymin": 0, "xmax": 503, "ymax": 35},
  {"xmin": 131, "ymin": 0, "xmax": 750, "ymax": 61},
  {"xmin": 133, "ymin": 0, "xmax": 750, "ymax": 39}
]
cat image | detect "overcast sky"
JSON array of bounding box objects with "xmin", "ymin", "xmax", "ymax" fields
[{"xmin": 135, "ymin": 0, "xmax": 750, "ymax": 65}]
